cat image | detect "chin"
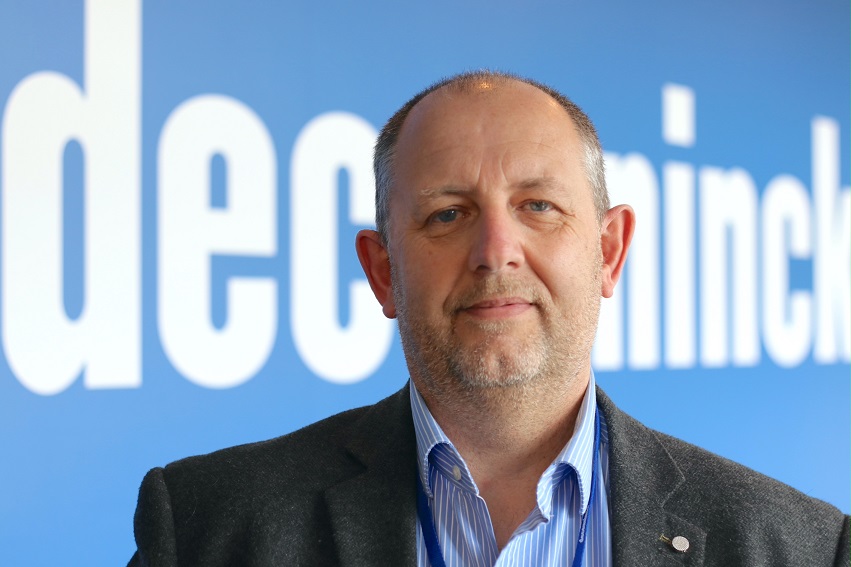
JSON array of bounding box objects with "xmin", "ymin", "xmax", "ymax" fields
[{"xmin": 450, "ymin": 348, "xmax": 547, "ymax": 390}]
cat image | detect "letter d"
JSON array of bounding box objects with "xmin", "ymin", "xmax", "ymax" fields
[{"xmin": 1, "ymin": 0, "xmax": 141, "ymax": 394}]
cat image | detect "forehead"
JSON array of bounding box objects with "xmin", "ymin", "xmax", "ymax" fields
[{"xmin": 391, "ymin": 80, "xmax": 586, "ymax": 190}]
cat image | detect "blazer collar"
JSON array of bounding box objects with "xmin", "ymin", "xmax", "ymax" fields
[
  {"xmin": 324, "ymin": 385, "xmax": 418, "ymax": 566},
  {"xmin": 598, "ymin": 388, "xmax": 707, "ymax": 566},
  {"xmin": 322, "ymin": 383, "xmax": 709, "ymax": 566}
]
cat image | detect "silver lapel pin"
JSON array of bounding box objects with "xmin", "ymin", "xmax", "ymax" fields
[{"xmin": 659, "ymin": 534, "xmax": 690, "ymax": 553}]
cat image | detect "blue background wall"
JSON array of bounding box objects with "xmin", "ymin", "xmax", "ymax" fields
[{"xmin": 1, "ymin": 1, "xmax": 848, "ymax": 564}]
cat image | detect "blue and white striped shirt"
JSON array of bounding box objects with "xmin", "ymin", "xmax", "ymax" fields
[{"xmin": 411, "ymin": 372, "xmax": 612, "ymax": 567}]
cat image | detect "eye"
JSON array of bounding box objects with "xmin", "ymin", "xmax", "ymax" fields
[
  {"xmin": 527, "ymin": 201, "xmax": 552, "ymax": 212},
  {"xmin": 432, "ymin": 209, "xmax": 460, "ymax": 223}
]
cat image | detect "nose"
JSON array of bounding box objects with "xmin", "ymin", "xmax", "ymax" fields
[{"xmin": 467, "ymin": 208, "xmax": 525, "ymax": 274}]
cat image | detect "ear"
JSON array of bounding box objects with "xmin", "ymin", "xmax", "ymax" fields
[
  {"xmin": 600, "ymin": 204, "xmax": 635, "ymax": 298},
  {"xmin": 356, "ymin": 229, "xmax": 397, "ymax": 318}
]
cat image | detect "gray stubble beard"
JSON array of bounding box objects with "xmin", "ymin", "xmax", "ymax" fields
[{"xmin": 392, "ymin": 263, "xmax": 602, "ymax": 412}]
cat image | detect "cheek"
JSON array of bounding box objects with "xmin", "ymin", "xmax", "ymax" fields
[
  {"xmin": 529, "ymin": 245, "xmax": 598, "ymax": 301},
  {"xmin": 406, "ymin": 241, "xmax": 465, "ymax": 282},
  {"xmin": 393, "ymin": 257, "xmax": 446, "ymax": 306},
  {"xmin": 401, "ymin": 259, "xmax": 470, "ymax": 322}
]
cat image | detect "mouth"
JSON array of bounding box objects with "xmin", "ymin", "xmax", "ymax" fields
[{"xmin": 460, "ymin": 297, "xmax": 535, "ymax": 319}]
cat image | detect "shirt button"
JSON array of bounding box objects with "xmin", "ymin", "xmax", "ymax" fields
[
  {"xmin": 671, "ymin": 536, "xmax": 690, "ymax": 552},
  {"xmin": 452, "ymin": 465, "xmax": 462, "ymax": 481}
]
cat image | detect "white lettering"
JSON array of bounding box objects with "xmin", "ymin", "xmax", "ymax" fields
[
  {"xmin": 812, "ymin": 117, "xmax": 851, "ymax": 363},
  {"xmin": 761, "ymin": 174, "xmax": 812, "ymax": 367},
  {"xmin": 663, "ymin": 162, "xmax": 697, "ymax": 368},
  {"xmin": 158, "ymin": 95, "xmax": 278, "ymax": 388},
  {"xmin": 604, "ymin": 153, "xmax": 661, "ymax": 369},
  {"xmin": 699, "ymin": 167, "xmax": 759, "ymax": 367},
  {"xmin": 290, "ymin": 112, "xmax": 394, "ymax": 384},
  {"xmin": 1, "ymin": 0, "xmax": 141, "ymax": 395},
  {"xmin": 662, "ymin": 84, "xmax": 696, "ymax": 147}
]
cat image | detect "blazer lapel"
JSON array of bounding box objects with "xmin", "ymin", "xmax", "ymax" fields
[
  {"xmin": 324, "ymin": 385, "xmax": 418, "ymax": 566},
  {"xmin": 321, "ymin": 383, "xmax": 709, "ymax": 566},
  {"xmin": 598, "ymin": 388, "xmax": 707, "ymax": 567}
]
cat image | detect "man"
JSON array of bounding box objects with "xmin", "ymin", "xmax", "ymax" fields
[{"xmin": 130, "ymin": 72, "xmax": 849, "ymax": 566}]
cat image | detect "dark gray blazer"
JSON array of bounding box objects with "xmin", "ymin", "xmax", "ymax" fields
[{"xmin": 129, "ymin": 386, "xmax": 850, "ymax": 566}]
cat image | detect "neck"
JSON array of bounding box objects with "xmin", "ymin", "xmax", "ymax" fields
[
  {"xmin": 415, "ymin": 367, "xmax": 591, "ymax": 549},
  {"xmin": 418, "ymin": 368, "xmax": 589, "ymax": 479}
]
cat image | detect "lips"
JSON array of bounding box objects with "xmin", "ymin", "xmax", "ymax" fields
[
  {"xmin": 460, "ymin": 296, "xmax": 535, "ymax": 319},
  {"xmin": 466, "ymin": 297, "xmax": 531, "ymax": 309},
  {"xmin": 450, "ymin": 278, "xmax": 540, "ymax": 318}
]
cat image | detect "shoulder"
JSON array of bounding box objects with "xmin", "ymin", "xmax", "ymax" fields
[
  {"xmin": 651, "ymin": 426, "xmax": 849, "ymax": 564},
  {"xmin": 159, "ymin": 384, "xmax": 411, "ymax": 498},
  {"xmin": 161, "ymin": 403, "xmax": 366, "ymax": 494},
  {"xmin": 653, "ymin": 425, "xmax": 843, "ymax": 521},
  {"xmin": 131, "ymin": 385, "xmax": 415, "ymax": 565},
  {"xmin": 597, "ymin": 387, "xmax": 849, "ymax": 565},
  {"xmin": 598, "ymin": 386, "xmax": 842, "ymax": 517}
]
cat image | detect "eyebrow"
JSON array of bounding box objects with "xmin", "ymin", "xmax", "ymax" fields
[
  {"xmin": 514, "ymin": 176, "xmax": 563, "ymax": 191},
  {"xmin": 417, "ymin": 186, "xmax": 467, "ymax": 199},
  {"xmin": 417, "ymin": 176, "xmax": 564, "ymax": 199}
]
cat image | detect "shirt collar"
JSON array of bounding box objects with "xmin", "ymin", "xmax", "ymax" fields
[
  {"xmin": 410, "ymin": 381, "xmax": 463, "ymax": 498},
  {"xmin": 409, "ymin": 372, "xmax": 599, "ymax": 515},
  {"xmin": 543, "ymin": 371, "xmax": 598, "ymax": 516}
]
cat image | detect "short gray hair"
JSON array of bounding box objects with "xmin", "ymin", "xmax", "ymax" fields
[{"xmin": 373, "ymin": 70, "xmax": 609, "ymax": 243}]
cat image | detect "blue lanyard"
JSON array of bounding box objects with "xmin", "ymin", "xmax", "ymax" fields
[{"xmin": 416, "ymin": 409, "xmax": 601, "ymax": 567}]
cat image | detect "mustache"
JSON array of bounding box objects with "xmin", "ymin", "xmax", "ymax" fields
[{"xmin": 447, "ymin": 276, "xmax": 544, "ymax": 313}]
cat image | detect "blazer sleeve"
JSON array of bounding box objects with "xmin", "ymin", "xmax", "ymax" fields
[
  {"xmin": 835, "ymin": 516, "xmax": 850, "ymax": 567},
  {"xmin": 128, "ymin": 467, "xmax": 179, "ymax": 567}
]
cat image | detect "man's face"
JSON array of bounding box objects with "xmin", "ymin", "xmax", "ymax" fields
[{"xmin": 385, "ymin": 81, "xmax": 604, "ymax": 395}]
